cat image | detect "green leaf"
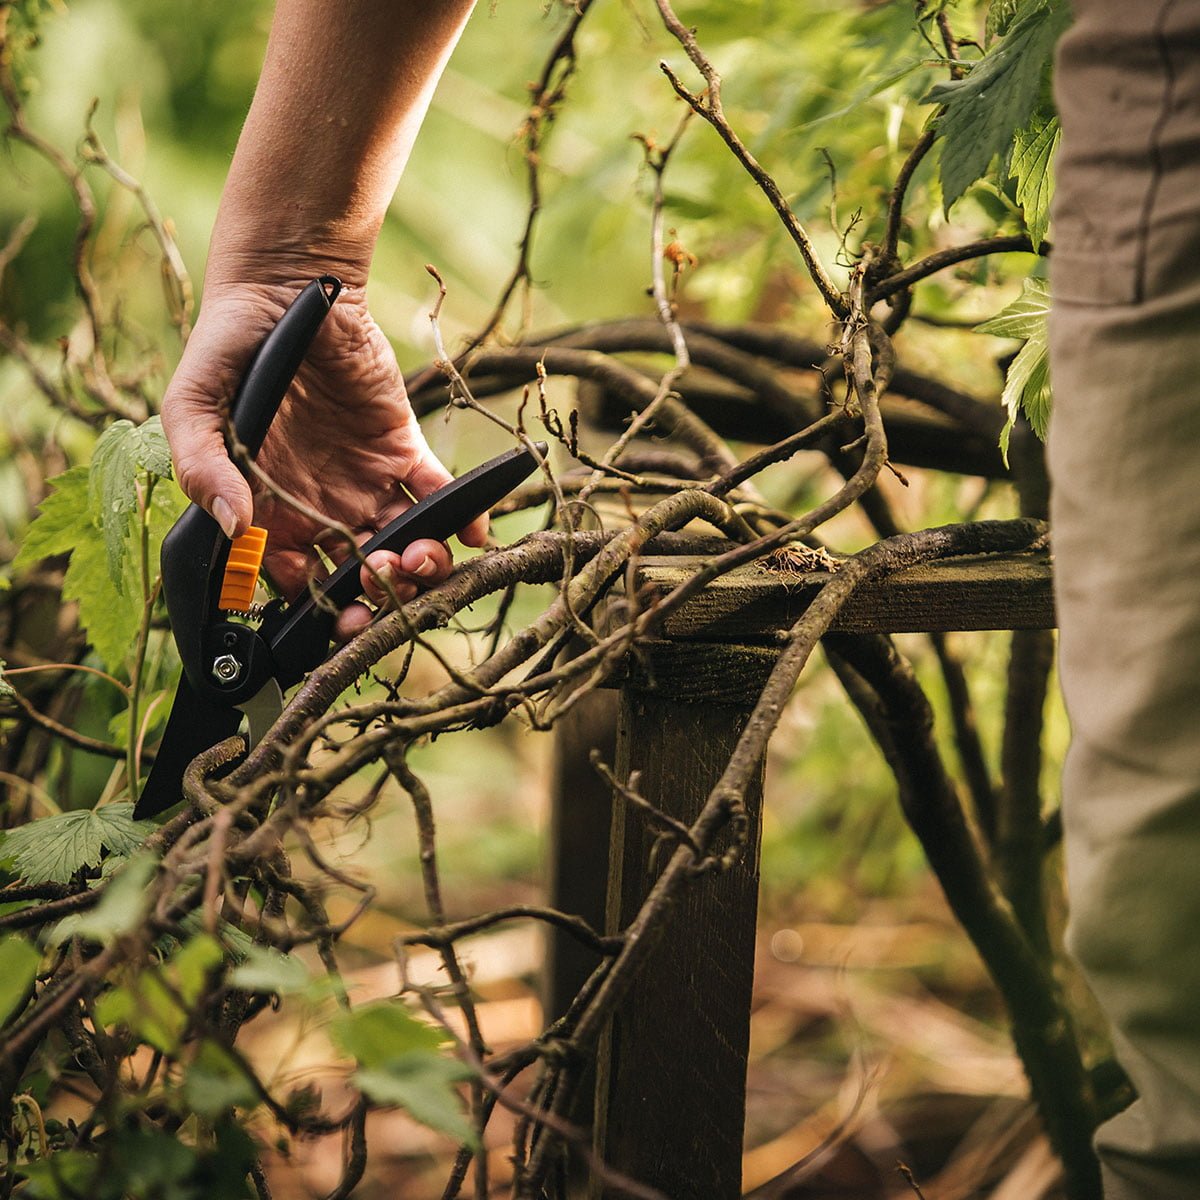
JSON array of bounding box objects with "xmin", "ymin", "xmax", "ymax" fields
[
  {"xmin": 50, "ymin": 852, "xmax": 157, "ymax": 944},
  {"xmin": 89, "ymin": 422, "xmax": 140, "ymax": 584},
  {"xmin": 924, "ymin": 0, "xmax": 1068, "ymax": 211},
  {"xmin": 331, "ymin": 1000, "xmax": 449, "ymax": 1064},
  {"xmin": 0, "ymin": 803, "xmax": 154, "ymax": 885},
  {"xmin": 355, "ymin": 1054, "xmax": 478, "ymax": 1147},
  {"xmin": 2, "ymin": 811, "xmax": 100, "ymax": 885},
  {"xmin": 94, "ymin": 929, "xmax": 220, "ymax": 1051},
  {"xmin": 14, "ymin": 466, "xmax": 92, "ymax": 570},
  {"xmin": 0, "ymin": 658, "xmax": 14, "ymax": 699},
  {"xmin": 183, "ymin": 1041, "xmax": 259, "ymax": 1119},
  {"xmin": 175, "ymin": 932, "xmax": 223, "ymax": 1005},
  {"xmin": 976, "ymin": 277, "xmax": 1050, "ymax": 340},
  {"xmin": 1000, "ymin": 329, "xmax": 1051, "ymax": 443},
  {"xmin": 227, "ymin": 945, "xmax": 311, "ymax": 996},
  {"xmin": 986, "ymin": 0, "xmax": 1025, "ymax": 42},
  {"xmin": 112, "ymin": 1129, "xmax": 196, "ymax": 1200},
  {"xmin": 197, "ymin": 1117, "xmax": 257, "ymax": 1198},
  {"xmin": 88, "ymin": 417, "xmax": 174, "ymax": 584},
  {"xmin": 18, "ymin": 1149, "xmax": 110, "ymax": 1200},
  {"xmin": 91, "ymin": 802, "xmax": 155, "ymax": 858},
  {"xmin": 129, "ymin": 415, "xmax": 174, "ymax": 478},
  {"xmin": 13, "ymin": 467, "xmax": 141, "ymax": 671},
  {"xmin": 67, "ymin": 538, "xmax": 144, "ymax": 673},
  {"xmin": 95, "ymin": 974, "xmax": 182, "ymax": 1053},
  {"xmin": 148, "ymin": 474, "xmax": 189, "ymax": 549},
  {"xmin": 1011, "ymin": 111, "xmax": 1059, "ymax": 247},
  {"xmin": 0, "ymin": 935, "xmax": 40, "ymax": 1025},
  {"xmin": 331, "ymin": 1001, "xmax": 476, "ymax": 1145},
  {"xmin": 978, "ymin": 279, "xmax": 1052, "ymax": 453}
]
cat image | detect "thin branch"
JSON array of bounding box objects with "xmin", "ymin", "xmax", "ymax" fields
[
  {"xmin": 652, "ymin": 0, "xmax": 845, "ymax": 315},
  {"xmin": 868, "ymin": 234, "xmax": 1041, "ymax": 304}
]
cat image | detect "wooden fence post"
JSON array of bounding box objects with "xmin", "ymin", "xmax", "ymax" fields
[
  {"xmin": 590, "ymin": 643, "xmax": 769, "ymax": 1200},
  {"xmin": 549, "ymin": 549, "xmax": 1053, "ymax": 1197},
  {"xmin": 545, "ymin": 686, "xmax": 619, "ymax": 1025}
]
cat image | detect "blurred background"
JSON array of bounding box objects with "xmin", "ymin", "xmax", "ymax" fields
[{"xmin": 0, "ymin": 1, "xmax": 1092, "ymax": 1194}]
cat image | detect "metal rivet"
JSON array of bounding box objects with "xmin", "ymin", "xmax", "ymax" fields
[{"xmin": 212, "ymin": 654, "xmax": 241, "ymax": 683}]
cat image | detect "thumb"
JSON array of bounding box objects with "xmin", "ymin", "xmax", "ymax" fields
[
  {"xmin": 161, "ymin": 379, "xmax": 254, "ymax": 541},
  {"xmin": 160, "ymin": 297, "xmax": 279, "ymax": 538}
]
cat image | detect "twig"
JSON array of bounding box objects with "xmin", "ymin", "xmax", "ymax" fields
[
  {"xmin": 868, "ymin": 234, "xmax": 1041, "ymax": 304},
  {"xmin": 653, "ymin": 0, "xmax": 845, "ymax": 315}
]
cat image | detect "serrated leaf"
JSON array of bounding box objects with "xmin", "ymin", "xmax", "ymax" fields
[
  {"xmin": 79, "ymin": 417, "xmax": 174, "ymax": 590},
  {"xmin": 89, "ymin": 421, "xmax": 142, "ymax": 583},
  {"xmin": 228, "ymin": 945, "xmax": 311, "ymax": 996},
  {"xmin": 15, "ymin": 468, "xmax": 138, "ymax": 670},
  {"xmin": 986, "ymin": 0, "xmax": 1031, "ymax": 42},
  {"xmin": 129, "ymin": 415, "xmax": 174, "ymax": 478},
  {"xmin": 979, "ymin": 279, "xmax": 1052, "ymax": 454},
  {"xmin": 89, "ymin": 418, "xmax": 171, "ymax": 585},
  {"xmin": 1011, "ymin": 111, "xmax": 1059, "ymax": 247},
  {"xmin": 3, "ymin": 811, "xmax": 101, "ymax": 885},
  {"xmin": 1000, "ymin": 329, "xmax": 1051, "ymax": 439},
  {"xmin": 14, "ymin": 466, "xmax": 92, "ymax": 570},
  {"xmin": 924, "ymin": 0, "xmax": 1068, "ymax": 211},
  {"xmin": 977, "ymin": 278, "xmax": 1050, "ymax": 339},
  {"xmin": 65, "ymin": 533, "xmax": 143, "ymax": 672},
  {"xmin": 14, "ymin": 467, "xmax": 183, "ymax": 672},
  {"xmin": 0, "ymin": 802, "xmax": 154, "ymax": 885},
  {"xmin": 0, "ymin": 935, "xmax": 40, "ymax": 1025},
  {"xmin": 92, "ymin": 802, "xmax": 156, "ymax": 857}
]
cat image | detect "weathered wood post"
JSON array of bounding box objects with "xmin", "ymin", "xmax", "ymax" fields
[
  {"xmin": 591, "ymin": 642, "xmax": 774, "ymax": 1200},
  {"xmin": 543, "ymin": 549, "xmax": 1055, "ymax": 1199}
]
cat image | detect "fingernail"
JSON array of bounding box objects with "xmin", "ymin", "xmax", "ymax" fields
[
  {"xmin": 212, "ymin": 497, "xmax": 238, "ymax": 539},
  {"xmin": 413, "ymin": 555, "xmax": 437, "ymax": 579}
]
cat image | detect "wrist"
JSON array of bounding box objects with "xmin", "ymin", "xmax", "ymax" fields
[{"xmin": 204, "ymin": 210, "xmax": 376, "ymax": 295}]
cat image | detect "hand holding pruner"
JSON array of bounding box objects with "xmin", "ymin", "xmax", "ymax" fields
[{"xmin": 137, "ymin": 277, "xmax": 542, "ymax": 818}]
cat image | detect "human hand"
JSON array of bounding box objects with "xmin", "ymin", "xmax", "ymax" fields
[{"xmin": 161, "ymin": 279, "xmax": 487, "ymax": 640}]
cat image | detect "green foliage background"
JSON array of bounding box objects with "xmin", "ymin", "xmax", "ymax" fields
[
  {"xmin": 0, "ymin": 0, "xmax": 1068, "ymax": 951},
  {"xmin": 0, "ymin": 0, "xmax": 1077, "ymax": 1191}
]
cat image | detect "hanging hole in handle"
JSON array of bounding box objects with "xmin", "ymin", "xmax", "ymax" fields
[{"xmin": 317, "ymin": 275, "xmax": 343, "ymax": 306}]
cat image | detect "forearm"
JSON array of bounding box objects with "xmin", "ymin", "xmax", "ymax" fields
[{"xmin": 208, "ymin": 0, "xmax": 476, "ymax": 288}]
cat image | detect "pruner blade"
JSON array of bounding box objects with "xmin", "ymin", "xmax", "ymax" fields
[{"xmin": 236, "ymin": 677, "xmax": 284, "ymax": 753}]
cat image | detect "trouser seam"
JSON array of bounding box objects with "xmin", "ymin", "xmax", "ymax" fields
[{"xmin": 1133, "ymin": 0, "xmax": 1179, "ymax": 304}]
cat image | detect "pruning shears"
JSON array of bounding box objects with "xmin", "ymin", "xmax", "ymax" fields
[{"xmin": 136, "ymin": 277, "xmax": 542, "ymax": 818}]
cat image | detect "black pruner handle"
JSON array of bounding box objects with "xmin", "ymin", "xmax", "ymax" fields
[
  {"xmin": 164, "ymin": 277, "xmax": 342, "ymax": 701},
  {"xmin": 265, "ymin": 442, "xmax": 547, "ymax": 686},
  {"xmin": 230, "ymin": 276, "xmax": 342, "ymax": 459}
]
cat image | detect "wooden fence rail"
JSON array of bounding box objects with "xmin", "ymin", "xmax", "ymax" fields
[{"xmin": 544, "ymin": 548, "xmax": 1055, "ymax": 1198}]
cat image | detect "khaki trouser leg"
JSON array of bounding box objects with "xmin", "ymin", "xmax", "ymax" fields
[{"xmin": 1051, "ymin": 2, "xmax": 1200, "ymax": 1196}]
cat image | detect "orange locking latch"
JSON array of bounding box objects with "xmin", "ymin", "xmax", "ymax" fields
[{"xmin": 219, "ymin": 526, "xmax": 268, "ymax": 613}]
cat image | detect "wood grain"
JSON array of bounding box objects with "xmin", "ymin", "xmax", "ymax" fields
[
  {"xmin": 592, "ymin": 673, "xmax": 765, "ymax": 1199},
  {"xmin": 638, "ymin": 550, "xmax": 1054, "ymax": 642}
]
